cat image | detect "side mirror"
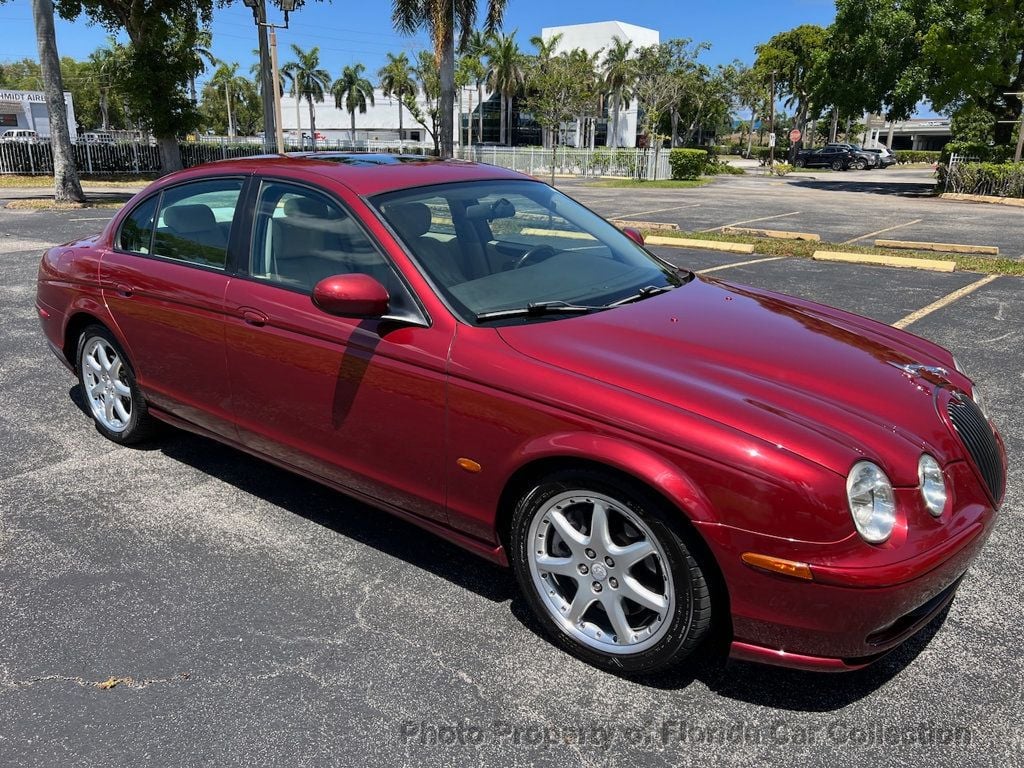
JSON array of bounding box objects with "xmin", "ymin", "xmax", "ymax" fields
[
  {"xmin": 312, "ymin": 274, "xmax": 390, "ymax": 318},
  {"xmin": 622, "ymin": 227, "xmax": 645, "ymax": 247}
]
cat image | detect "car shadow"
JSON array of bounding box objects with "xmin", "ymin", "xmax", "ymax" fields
[
  {"xmin": 75, "ymin": 383, "xmax": 954, "ymax": 709},
  {"xmin": 788, "ymin": 177, "xmax": 938, "ymax": 198}
]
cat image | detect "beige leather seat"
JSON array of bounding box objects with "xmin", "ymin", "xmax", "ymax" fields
[
  {"xmin": 388, "ymin": 202, "xmax": 467, "ymax": 286},
  {"xmin": 161, "ymin": 204, "xmax": 228, "ymax": 265}
]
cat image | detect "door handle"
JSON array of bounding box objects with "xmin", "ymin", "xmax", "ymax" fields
[
  {"xmin": 115, "ymin": 283, "xmax": 133, "ymax": 297},
  {"xmin": 241, "ymin": 309, "xmax": 268, "ymax": 327}
]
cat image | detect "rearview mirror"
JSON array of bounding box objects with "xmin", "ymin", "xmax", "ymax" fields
[
  {"xmin": 465, "ymin": 197, "xmax": 516, "ymax": 221},
  {"xmin": 622, "ymin": 227, "xmax": 645, "ymax": 246},
  {"xmin": 312, "ymin": 274, "xmax": 390, "ymax": 318}
]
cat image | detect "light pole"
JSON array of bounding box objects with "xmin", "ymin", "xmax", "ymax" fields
[{"xmin": 243, "ymin": 0, "xmax": 296, "ymax": 154}]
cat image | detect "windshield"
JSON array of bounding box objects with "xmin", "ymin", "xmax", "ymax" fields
[{"xmin": 372, "ymin": 180, "xmax": 684, "ymax": 324}]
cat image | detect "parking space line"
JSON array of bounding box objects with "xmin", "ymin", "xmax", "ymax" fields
[
  {"xmin": 698, "ymin": 256, "xmax": 787, "ymax": 273},
  {"xmin": 68, "ymin": 216, "xmax": 113, "ymax": 222},
  {"xmin": 702, "ymin": 211, "xmax": 800, "ymax": 232},
  {"xmin": 892, "ymin": 275, "xmax": 1000, "ymax": 329},
  {"xmin": 608, "ymin": 202, "xmax": 701, "ymax": 220},
  {"xmin": 843, "ymin": 219, "xmax": 922, "ymax": 245}
]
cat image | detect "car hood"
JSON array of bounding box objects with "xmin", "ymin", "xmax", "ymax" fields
[{"xmin": 496, "ymin": 276, "xmax": 967, "ymax": 485}]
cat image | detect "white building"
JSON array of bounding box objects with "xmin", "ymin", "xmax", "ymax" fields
[
  {"xmin": 0, "ymin": 89, "xmax": 78, "ymax": 141},
  {"xmin": 540, "ymin": 20, "xmax": 659, "ymax": 148},
  {"xmin": 278, "ymin": 90, "xmax": 453, "ymax": 145}
]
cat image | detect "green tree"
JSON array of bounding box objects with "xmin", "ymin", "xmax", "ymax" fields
[
  {"xmin": 208, "ymin": 61, "xmax": 249, "ymax": 138},
  {"xmin": 485, "ymin": 30, "xmax": 524, "ymax": 145},
  {"xmin": 282, "ymin": 44, "xmax": 331, "ymax": 149},
  {"xmin": 403, "ymin": 49, "xmax": 442, "ymax": 154},
  {"xmin": 525, "ymin": 48, "xmax": 597, "ymax": 183},
  {"xmin": 754, "ymin": 24, "xmax": 827, "ymax": 161},
  {"xmin": 378, "ymin": 52, "xmax": 415, "ymax": 142},
  {"xmin": 391, "ymin": 0, "xmax": 507, "ymax": 158},
  {"xmin": 460, "ymin": 28, "xmax": 492, "ymax": 144},
  {"xmin": 54, "ymin": 0, "xmax": 213, "ymax": 172},
  {"xmin": 633, "ymin": 42, "xmax": 689, "ymax": 174},
  {"xmin": 31, "ymin": 0, "xmax": 84, "ymax": 201},
  {"xmin": 601, "ymin": 36, "xmax": 637, "ymax": 149},
  {"xmin": 332, "ymin": 63, "xmax": 376, "ymax": 140}
]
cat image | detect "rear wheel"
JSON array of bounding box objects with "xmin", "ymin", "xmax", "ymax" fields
[
  {"xmin": 510, "ymin": 469, "xmax": 713, "ymax": 674},
  {"xmin": 77, "ymin": 325, "xmax": 158, "ymax": 444},
  {"xmin": 831, "ymin": 159, "xmax": 845, "ymax": 171},
  {"xmin": 794, "ymin": 158, "xmax": 806, "ymax": 168}
]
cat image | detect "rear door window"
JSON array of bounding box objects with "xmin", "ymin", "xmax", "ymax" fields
[
  {"xmin": 117, "ymin": 195, "xmax": 159, "ymax": 255},
  {"xmin": 153, "ymin": 179, "xmax": 243, "ymax": 269}
]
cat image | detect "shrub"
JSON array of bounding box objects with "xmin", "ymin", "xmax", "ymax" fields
[
  {"xmin": 669, "ymin": 148, "xmax": 708, "ymax": 179},
  {"xmin": 705, "ymin": 160, "xmax": 746, "ymax": 175},
  {"xmin": 939, "ymin": 161, "xmax": 1024, "ymax": 198},
  {"xmin": 771, "ymin": 163, "xmax": 793, "ymax": 177},
  {"xmin": 893, "ymin": 150, "xmax": 941, "ymax": 165}
]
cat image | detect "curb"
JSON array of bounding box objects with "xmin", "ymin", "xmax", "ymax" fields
[
  {"xmin": 812, "ymin": 250, "xmax": 955, "ymax": 273},
  {"xmin": 645, "ymin": 236, "xmax": 755, "ymax": 254},
  {"xmin": 612, "ymin": 219, "xmax": 679, "ymax": 231},
  {"xmin": 940, "ymin": 192, "xmax": 1024, "ymax": 208},
  {"xmin": 874, "ymin": 238, "xmax": 999, "ymax": 256}
]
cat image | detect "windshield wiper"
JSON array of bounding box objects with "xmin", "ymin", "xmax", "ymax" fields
[
  {"xmin": 607, "ymin": 285, "xmax": 675, "ymax": 307},
  {"xmin": 475, "ymin": 300, "xmax": 602, "ymax": 322}
]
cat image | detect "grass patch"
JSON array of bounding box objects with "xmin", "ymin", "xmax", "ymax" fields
[
  {"xmin": 587, "ymin": 178, "xmax": 714, "ymax": 189},
  {"xmin": 0, "ymin": 175, "xmax": 154, "ymax": 188},
  {"xmin": 643, "ymin": 228, "xmax": 1024, "ymax": 277},
  {"xmin": 4, "ymin": 199, "xmax": 124, "ymax": 211}
]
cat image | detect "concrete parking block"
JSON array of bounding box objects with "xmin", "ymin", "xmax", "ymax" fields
[
  {"xmin": 813, "ymin": 250, "xmax": 956, "ymax": 272},
  {"xmin": 875, "ymin": 239, "xmax": 1000, "ymax": 256},
  {"xmin": 721, "ymin": 226, "xmax": 820, "ymax": 241},
  {"xmin": 645, "ymin": 235, "xmax": 754, "ymax": 253}
]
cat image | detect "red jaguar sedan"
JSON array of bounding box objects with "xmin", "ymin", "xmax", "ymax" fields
[{"xmin": 36, "ymin": 154, "xmax": 1005, "ymax": 674}]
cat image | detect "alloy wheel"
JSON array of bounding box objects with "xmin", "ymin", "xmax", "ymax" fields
[{"xmin": 81, "ymin": 336, "xmax": 133, "ymax": 433}]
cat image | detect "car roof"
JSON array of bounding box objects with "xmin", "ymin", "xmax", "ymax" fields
[{"xmin": 161, "ymin": 152, "xmax": 531, "ymax": 197}]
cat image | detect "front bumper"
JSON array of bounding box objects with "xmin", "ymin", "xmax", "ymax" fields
[{"xmin": 695, "ymin": 495, "xmax": 998, "ymax": 672}]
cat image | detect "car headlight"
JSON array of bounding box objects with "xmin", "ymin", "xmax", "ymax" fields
[
  {"xmin": 918, "ymin": 454, "xmax": 947, "ymax": 517},
  {"xmin": 846, "ymin": 461, "xmax": 896, "ymax": 543}
]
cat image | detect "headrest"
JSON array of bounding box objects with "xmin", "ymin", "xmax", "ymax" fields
[
  {"xmin": 389, "ymin": 202, "xmax": 431, "ymax": 239},
  {"xmin": 163, "ymin": 204, "xmax": 217, "ymax": 234},
  {"xmin": 284, "ymin": 196, "xmax": 330, "ymax": 219}
]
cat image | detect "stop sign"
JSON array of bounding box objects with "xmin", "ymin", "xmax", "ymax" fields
[{"xmin": 789, "ymin": 129, "xmax": 802, "ymax": 143}]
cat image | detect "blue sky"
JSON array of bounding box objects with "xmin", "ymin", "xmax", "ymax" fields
[{"xmin": 0, "ymin": 0, "xmax": 837, "ymax": 92}]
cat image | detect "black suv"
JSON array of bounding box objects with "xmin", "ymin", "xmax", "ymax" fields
[{"xmin": 794, "ymin": 145, "xmax": 856, "ymax": 170}]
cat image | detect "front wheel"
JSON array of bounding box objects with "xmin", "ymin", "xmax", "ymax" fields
[
  {"xmin": 77, "ymin": 325, "xmax": 158, "ymax": 444},
  {"xmin": 794, "ymin": 158, "xmax": 806, "ymax": 168},
  {"xmin": 853, "ymin": 159, "xmax": 867, "ymax": 170},
  {"xmin": 831, "ymin": 159, "xmax": 845, "ymax": 171},
  {"xmin": 510, "ymin": 469, "xmax": 713, "ymax": 674}
]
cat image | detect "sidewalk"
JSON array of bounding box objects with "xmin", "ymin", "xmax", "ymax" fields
[{"xmin": 0, "ymin": 182, "xmax": 146, "ymax": 203}]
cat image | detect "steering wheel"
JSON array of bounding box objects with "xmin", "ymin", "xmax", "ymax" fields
[{"xmin": 513, "ymin": 244, "xmax": 557, "ymax": 270}]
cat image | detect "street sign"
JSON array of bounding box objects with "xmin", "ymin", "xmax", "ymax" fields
[
  {"xmin": 767, "ymin": 133, "xmax": 776, "ymax": 147},
  {"xmin": 789, "ymin": 129, "xmax": 802, "ymax": 143}
]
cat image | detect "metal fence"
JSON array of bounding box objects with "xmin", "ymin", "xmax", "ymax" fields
[
  {"xmin": 455, "ymin": 145, "xmax": 671, "ymax": 180},
  {"xmin": 0, "ymin": 138, "xmax": 433, "ymax": 176}
]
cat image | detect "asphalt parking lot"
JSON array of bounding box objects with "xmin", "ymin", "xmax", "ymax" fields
[
  {"xmin": 1, "ymin": 203, "xmax": 1022, "ymax": 767},
  {"xmin": 562, "ymin": 169, "xmax": 1024, "ymax": 259}
]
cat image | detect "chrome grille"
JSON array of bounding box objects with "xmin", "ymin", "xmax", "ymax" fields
[{"xmin": 947, "ymin": 396, "xmax": 1004, "ymax": 503}]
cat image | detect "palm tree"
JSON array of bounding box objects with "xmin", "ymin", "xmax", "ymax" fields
[
  {"xmin": 189, "ymin": 32, "xmax": 217, "ymax": 113},
  {"xmin": 87, "ymin": 45, "xmax": 118, "ymax": 131},
  {"xmin": 392, "ymin": 0, "xmax": 507, "ymax": 158},
  {"xmin": 31, "ymin": 0, "xmax": 83, "ymax": 202},
  {"xmin": 602, "ymin": 36, "xmax": 636, "ymax": 148},
  {"xmin": 530, "ymin": 33, "xmax": 562, "ymax": 147},
  {"xmin": 486, "ymin": 31, "xmax": 524, "ymax": 146},
  {"xmin": 461, "ymin": 29, "xmax": 491, "ymax": 145},
  {"xmin": 332, "ymin": 64, "xmax": 376, "ymax": 141},
  {"xmin": 282, "ymin": 44, "xmax": 331, "ymax": 149},
  {"xmin": 377, "ymin": 52, "xmax": 415, "ymax": 144},
  {"xmin": 209, "ymin": 61, "xmax": 248, "ymax": 138}
]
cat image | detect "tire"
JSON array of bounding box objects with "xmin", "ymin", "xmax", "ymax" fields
[
  {"xmin": 853, "ymin": 159, "xmax": 867, "ymax": 170},
  {"xmin": 510, "ymin": 468, "xmax": 713, "ymax": 674},
  {"xmin": 794, "ymin": 158, "xmax": 806, "ymax": 168},
  {"xmin": 831, "ymin": 159, "xmax": 844, "ymax": 171},
  {"xmin": 76, "ymin": 324, "xmax": 158, "ymax": 444}
]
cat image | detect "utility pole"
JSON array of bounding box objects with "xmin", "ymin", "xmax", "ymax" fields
[
  {"xmin": 245, "ymin": 0, "xmax": 296, "ymax": 152},
  {"xmin": 768, "ymin": 70, "xmax": 776, "ymax": 169},
  {"xmin": 1003, "ymin": 92, "xmax": 1024, "ymax": 162}
]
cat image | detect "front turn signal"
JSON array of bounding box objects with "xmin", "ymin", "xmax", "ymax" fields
[{"xmin": 741, "ymin": 552, "xmax": 814, "ymax": 581}]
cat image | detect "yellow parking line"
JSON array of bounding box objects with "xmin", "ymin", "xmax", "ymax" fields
[
  {"xmin": 892, "ymin": 275, "xmax": 1000, "ymax": 329},
  {"xmin": 699, "ymin": 256, "xmax": 787, "ymax": 273},
  {"xmin": 843, "ymin": 219, "xmax": 922, "ymax": 245},
  {"xmin": 702, "ymin": 211, "xmax": 800, "ymax": 232}
]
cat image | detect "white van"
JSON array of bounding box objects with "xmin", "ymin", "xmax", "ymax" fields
[{"xmin": 0, "ymin": 129, "xmax": 39, "ymax": 143}]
